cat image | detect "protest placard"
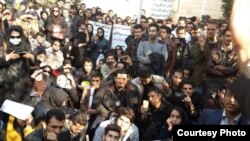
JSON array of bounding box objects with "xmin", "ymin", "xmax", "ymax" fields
[
  {"xmin": 111, "ymin": 24, "xmax": 131, "ymax": 50},
  {"xmin": 151, "ymin": 0, "xmax": 174, "ymax": 19},
  {"xmin": 0, "ymin": 100, "xmax": 34, "ymax": 120}
]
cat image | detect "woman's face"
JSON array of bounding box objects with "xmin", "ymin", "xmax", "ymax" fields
[
  {"xmin": 92, "ymin": 8, "xmax": 96, "ymax": 14},
  {"xmin": 169, "ymin": 110, "xmax": 182, "ymax": 125},
  {"xmin": 41, "ymin": 13, "xmax": 48, "ymax": 20},
  {"xmin": 87, "ymin": 25, "xmax": 93, "ymax": 32},
  {"xmin": 97, "ymin": 29, "xmax": 103, "ymax": 37},
  {"xmin": 115, "ymin": 47, "xmax": 122, "ymax": 54},
  {"xmin": 52, "ymin": 8, "xmax": 59, "ymax": 16}
]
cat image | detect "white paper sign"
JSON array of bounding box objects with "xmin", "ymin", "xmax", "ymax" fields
[
  {"xmin": 151, "ymin": 0, "xmax": 174, "ymax": 19},
  {"xmin": 89, "ymin": 21, "xmax": 112, "ymax": 40},
  {"xmin": 0, "ymin": 100, "xmax": 34, "ymax": 120},
  {"xmin": 111, "ymin": 24, "xmax": 131, "ymax": 50}
]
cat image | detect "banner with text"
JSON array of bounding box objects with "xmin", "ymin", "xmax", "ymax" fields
[
  {"xmin": 151, "ymin": 0, "xmax": 174, "ymax": 19},
  {"xmin": 111, "ymin": 24, "xmax": 131, "ymax": 50},
  {"xmin": 89, "ymin": 21, "xmax": 112, "ymax": 40}
]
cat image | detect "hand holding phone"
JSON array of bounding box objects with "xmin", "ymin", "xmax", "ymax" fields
[{"xmin": 143, "ymin": 100, "xmax": 149, "ymax": 108}]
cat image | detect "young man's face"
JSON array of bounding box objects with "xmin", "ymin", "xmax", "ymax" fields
[
  {"xmin": 114, "ymin": 73, "xmax": 128, "ymax": 89},
  {"xmin": 223, "ymin": 30, "xmax": 232, "ymax": 46},
  {"xmin": 160, "ymin": 29, "xmax": 169, "ymax": 39},
  {"xmin": 223, "ymin": 93, "xmax": 240, "ymax": 114},
  {"xmin": 116, "ymin": 115, "xmax": 131, "ymax": 132},
  {"xmin": 70, "ymin": 122, "xmax": 85, "ymax": 135},
  {"xmin": 172, "ymin": 72, "xmax": 183, "ymax": 87},
  {"xmin": 57, "ymin": 0, "xmax": 64, "ymax": 8},
  {"xmin": 36, "ymin": 35, "xmax": 44, "ymax": 44},
  {"xmin": 134, "ymin": 28, "xmax": 143, "ymax": 39},
  {"xmin": 207, "ymin": 23, "xmax": 217, "ymax": 38},
  {"xmin": 84, "ymin": 62, "xmax": 93, "ymax": 73},
  {"xmin": 177, "ymin": 29, "xmax": 186, "ymax": 39},
  {"xmin": 148, "ymin": 91, "xmax": 161, "ymax": 107},
  {"xmin": 91, "ymin": 76, "xmax": 102, "ymax": 89},
  {"xmin": 182, "ymin": 84, "xmax": 194, "ymax": 97},
  {"xmin": 45, "ymin": 117, "xmax": 64, "ymax": 138},
  {"xmin": 140, "ymin": 76, "xmax": 152, "ymax": 85},
  {"xmin": 148, "ymin": 26, "xmax": 158, "ymax": 40},
  {"xmin": 103, "ymin": 131, "xmax": 120, "ymax": 141}
]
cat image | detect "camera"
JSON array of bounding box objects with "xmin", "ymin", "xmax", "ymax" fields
[
  {"xmin": 15, "ymin": 51, "xmax": 26, "ymax": 56},
  {"xmin": 122, "ymin": 56, "xmax": 128, "ymax": 60},
  {"xmin": 175, "ymin": 92, "xmax": 186, "ymax": 100}
]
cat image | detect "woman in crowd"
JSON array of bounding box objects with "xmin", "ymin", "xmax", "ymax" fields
[
  {"xmin": 158, "ymin": 106, "xmax": 188, "ymax": 140},
  {"xmin": 0, "ymin": 25, "xmax": 34, "ymax": 105},
  {"xmin": 44, "ymin": 5, "xmax": 67, "ymax": 43}
]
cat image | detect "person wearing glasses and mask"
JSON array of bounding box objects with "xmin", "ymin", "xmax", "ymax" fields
[{"xmin": 0, "ymin": 25, "xmax": 34, "ymax": 106}]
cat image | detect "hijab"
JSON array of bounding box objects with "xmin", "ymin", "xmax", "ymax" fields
[{"xmin": 5, "ymin": 25, "xmax": 30, "ymax": 54}]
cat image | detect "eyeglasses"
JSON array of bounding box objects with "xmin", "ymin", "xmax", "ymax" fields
[
  {"xmin": 10, "ymin": 35, "xmax": 21, "ymax": 39},
  {"xmin": 53, "ymin": 10, "xmax": 59, "ymax": 12}
]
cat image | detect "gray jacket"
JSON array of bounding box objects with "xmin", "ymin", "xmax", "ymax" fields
[{"xmin": 93, "ymin": 120, "xmax": 139, "ymax": 141}]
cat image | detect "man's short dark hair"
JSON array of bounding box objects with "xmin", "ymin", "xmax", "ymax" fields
[
  {"xmin": 45, "ymin": 109, "xmax": 65, "ymax": 124},
  {"xmin": 36, "ymin": 32, "xmax": 45, "ymax": 38},
  {"xmin": 117, "ymin": 107, "xmax": 135, "ymax": 123},
  {"xmin": 149, "ymin": 23, "xmax": 160, "ymax": 32},
  {"xmin": 104, "ymin": 124, "xmax": 121, "ymax": 136},
  {"xmin": 69, "ymin": 111, "xmax": 88, "ymax": 126},
  {"xmin": 147, "ymin": 86, "xmax": 163, "ymax": 96},
  {"xmin": 160, "ymin": 25, "xmax": 172, "ymax": 35},
  {"xmin": 176, "ymin": 26, "xmax": 185, "ymax": 32},
  {"xmin": 83, "ymin": 57, "xmax": 93, "ymax": 64},
  {"xmin": 133, "ymin": 24, "xmax": 143, "ymax": 30},
  {"xmin": 91, "ymin": 70, "xmax": 103, "ymax": 80},
  {"xmin": 138, "ymin": 67, "xmax": 153, "ymax": 79},
  {"xmin": 105, "ymin": 51, "xmax": 115, "ymax": 59},
  {"xmin": 114, "ymin": 69, "xmax": 129, "ymax": 77},
  {"xmin": 180, "ymin": 79, "xmax": 195, "ymax": 89}
]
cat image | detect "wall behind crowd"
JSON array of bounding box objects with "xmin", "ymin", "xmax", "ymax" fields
[{"xmin": 83, "ymin": 0, "xmax": 223, "ymax": 20}]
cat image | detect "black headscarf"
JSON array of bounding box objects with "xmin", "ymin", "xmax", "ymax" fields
[{"xmin": 5, "ymin": 25, "xmax": 30, "ymax": 54}]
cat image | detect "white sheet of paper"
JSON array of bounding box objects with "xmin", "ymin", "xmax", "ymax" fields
[{"xmin": 0, "ymin": 100, "xmax": 34, "ymax": 120}]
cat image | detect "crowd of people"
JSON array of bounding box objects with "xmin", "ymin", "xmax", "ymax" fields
[{"xmin": 0, "ymin": 0, "xmax": 249, "ymax": 141}]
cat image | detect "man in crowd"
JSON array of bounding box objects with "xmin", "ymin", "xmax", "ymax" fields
[{"xmin": 25, "ymin": 109, "xmax": 71, "ymax": 141}]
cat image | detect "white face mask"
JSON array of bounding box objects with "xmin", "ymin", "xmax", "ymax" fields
[{"xmin": 10, "ymin": 38, "xmax": 21, "ymax": 45}]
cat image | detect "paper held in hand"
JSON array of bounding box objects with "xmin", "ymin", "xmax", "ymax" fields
[{"xmin": 0, "ymin": 99, "xmax": 34, "ymax": 120}]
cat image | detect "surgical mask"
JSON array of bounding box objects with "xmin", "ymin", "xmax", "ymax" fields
[
  {"xmin": 106, "ymin": 61, "xmax": 113, "ymax": 66},
  {"xmin": 10, "ymin": 38, "xmax": 21, "ymax": 45}
]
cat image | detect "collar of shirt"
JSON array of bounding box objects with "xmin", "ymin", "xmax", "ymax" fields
[
  {"xmin": 221, "ymin": 45, "xmax": 233, "ymax": 52},
  {"xmin": 221, "ymin": 109, "xmax": 242, "ymax": 125}
]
